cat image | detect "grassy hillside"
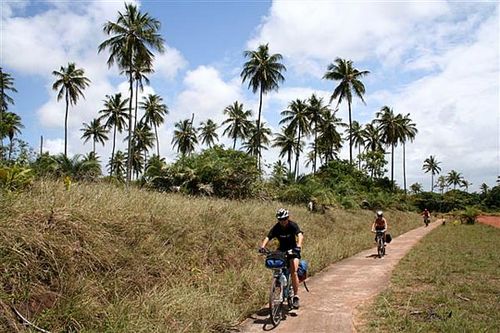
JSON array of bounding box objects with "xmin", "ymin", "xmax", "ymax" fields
[
  {"xmin": 1, "ymin": 181, "xmax": 420, "ymax": 332},
  {"xmin": 358, "ymin": 223, "xmax": 500, "ymax": 332}
]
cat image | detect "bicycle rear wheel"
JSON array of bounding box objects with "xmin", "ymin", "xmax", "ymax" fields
[
  {"xmin": 377, "ymin": 237, "xmax": 384, "ymax": 258},
  {"xmin": 269, "ymin": 278, "xmax": 283, "ymax": 326}
]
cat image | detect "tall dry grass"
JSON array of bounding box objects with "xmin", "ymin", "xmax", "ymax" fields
[{"xmin": 0, "ymin": 181, "xmax": 420, "ymax": 332}]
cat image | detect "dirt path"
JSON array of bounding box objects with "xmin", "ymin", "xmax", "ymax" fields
[
  {"xmin": 239, "ymin": 221, "xmax": 441, "ymax": 333},
  {"xmin": 477, "ymin": 215, "xmax": 500, "ymax": 228}
]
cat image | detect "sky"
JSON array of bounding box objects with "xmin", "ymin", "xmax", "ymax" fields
[{"xmin": 1, "ymin": 0, "xmax": 499, "ymax": 192}]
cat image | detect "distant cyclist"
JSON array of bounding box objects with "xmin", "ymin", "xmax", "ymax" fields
[
  {"xmin": 259, "ymin": 208, "xmax": 304, "ymax": 309},
  {"xmin": 422, "ymin": 208, "xmax": 431, "ymax": 226},
  {"xmin": 371, "ymin": 210, "xmax": 388, "ymax": 244}
]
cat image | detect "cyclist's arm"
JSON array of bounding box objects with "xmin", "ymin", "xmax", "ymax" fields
[
  {"xmin": 384, "ymin": 219, "xmax": 388, "ymax": 230},
  {"xmin": 261, "ymin": 236, "xmax": 270, "ymax": 249},
  {"xmin": 371, "ymin": 222, "xmax": 376, "ymax": 232},
  {"xmin": 296, "ymin": 232, "xmax": 304, "ymax": 248}
]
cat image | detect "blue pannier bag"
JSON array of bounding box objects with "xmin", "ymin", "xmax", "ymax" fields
[
  {"xmin": 297, "ymin": 260, "xmax": 308, "ymax": 282},
  {"xmin": 265, "ymin": 252, "xmax": 286, "ymax": 269}
]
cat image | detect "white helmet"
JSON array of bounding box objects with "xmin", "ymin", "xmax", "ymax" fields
[
  {"xmin": 276, "ymin": 208, "xmax": 289, "ymax": 220},
  {"xmin": 376, "ymin": 210, "xmax": 383, "ymax": 217}
]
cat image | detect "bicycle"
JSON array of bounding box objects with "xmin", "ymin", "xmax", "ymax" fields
[
  {"xmin": 374, "ymin": 229, "xmax": 386, "ymax": 258},
  {"xmin": 423, "ymin": 216, "xmax": 430, "ymax": 227},
  {"xmin": 260, "ymin": 249, "xmax": 295, "ymax": 326}
]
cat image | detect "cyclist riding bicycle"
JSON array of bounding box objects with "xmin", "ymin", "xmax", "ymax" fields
[
  {"xmin": 259, "ymin": 208, "xmax": 304, "ymax": 309},
  {"xmin": 422, "ymin": 208, "xmax": 431, "ymax": 226},
  {"xmin": 371, "ymin": 210, "xmax": 388, "ymax": 244}
]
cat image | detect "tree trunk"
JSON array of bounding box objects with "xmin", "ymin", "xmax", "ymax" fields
[
  {"xmin": 64, "ymin": 90, "xmax": 69, "ymax": 157},
  {"xmin": 93, "ymin": 139, "xmax": 96, "ymax": 155},
  {"xmin": 110, "ymin": 123, "xmax": 117, "ymax": 177},
  {"xmin": 390, "ymin": 143, "xmax": 394, "ymax": 190},
  {"xmin": 256, "ymin": 85, "xmax": 263, "ymax": 171},
  {"xmin": 134, "ymin": 80, "xmax": 139, "ymax": 132},
  {"xmin": 294, "ymin": 128, "xmax": 301, "ymax": 179},
  {"xmin": 358, "ymin": 145, "xmax": 361, "ymax": 170},
  {"xmin": 313, "ymin": 120, "xmax": 317, "ymax": 173},
  {"xmin": 348, "ymin": 101, "xmax": 353, "ymax": 164},
  {"xmin": 403, "ymin": 143, "xmax": 406, "ymax": 194},
  {"xmin": 233, "ymin": 136, "xmax": 236, "ymax": 150},
  {"xmin": 8, "ymin": 138, "xmax": 13, "ymax": 160},
  {"xmin": 154, "ymin": 123, "xmax": 160, "ymax": 157},
  {"xmin": 431, "ymin": 173, "xmax": 434, "ymax": 192},
  {"xmin": 126, "ymin": 62, "xmax": 134, "ymax": 186}
]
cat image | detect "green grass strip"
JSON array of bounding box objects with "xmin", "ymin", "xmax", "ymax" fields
[{"xmin": 360, "ymin": 223, "xmax": 500, "ymax": 333}]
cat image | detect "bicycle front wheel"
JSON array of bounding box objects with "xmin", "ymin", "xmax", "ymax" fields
[
  {"xmin": 377, "ymin": 238, "xmax": 384, "ymax": 258},
  {"xmin": 269, "ymin": 278, "xmax": 283, "ymax": 326}
]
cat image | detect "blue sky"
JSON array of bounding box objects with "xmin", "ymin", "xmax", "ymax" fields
[{"xmin": 1, "ymin": 0, "xmax": 499, "ymax": 191}]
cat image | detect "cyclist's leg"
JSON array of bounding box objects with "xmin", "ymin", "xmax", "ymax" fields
[{"xmin": 289, "ymin": 257, "xmax": 299, "ymax": 296}]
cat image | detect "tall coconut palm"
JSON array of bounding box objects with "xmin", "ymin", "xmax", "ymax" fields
[
  {"xmin": 480, "ymin": 183, "xmax": 489, "ymax": 195},
  {"xmin": 323, "ymin": 58, "xmax": 369, "ymax": 164},
  {"xmin": 0, "ymin": 68, "xmax": 18, "ymax": 160},
  {"xmin": 172, "ymin": 119, "xmax": 198, "ymax": 157},
  {"xmin": 272, "ymin": 127, "xmax": 298, "ymax": 173},
  {"xmin": 280, "ymin": 99, "xmax": 310, "ymax": 178},
  {"xmin": 2, "ymin": 112, "xmax": 23, "ymax": 160},
  {"xmin": 400, "ymin": 113, "xmax": 418, "ymax": 193},
  {"xmin": 317, "ymin": 107, "xmax": 345, "ymax": 165},
  {"xmin": 108, "ymin": 150, "xmax": 126, "ymax": 181},
  {"xmin": 98, "ymin": 93, "xmax": 129, "ymax": 177},
  {"xmin": 422, "ymin": 155, "xmax": 441, "ymax": 192},
  {"xmin": 221, "ymin": 101, "xmax": 253, "ymax": 149},
  {"xmin": 131, "ymin": 122, "xmax": 155, "ymax": 177},
  {"xmin": 461, "ymin": 179, "xmax": 472, "ymax": 192},
  {"xmin": 362, "ymin": 122, "xmax": 384, "ymax": 153},
  {"xmin": 98, "ymin": 3, "xmax": 165, "ymax": 184},
  {"xmin": 80, "ymin": 118, "xmax": 108, "ymax": 155},
  {"xmin": 307, "ymin": 94, "xmax": 329, "ymax": 173},
  {"xmin": 241, "ymin": 43, "xmax": 286, "ymax": 168},
  {"xmin": 198, "ymin": 119, "xmax": 219, "ymax": 148},
  {"xmin": 52, "ymin": 62, "xmax": 91, "ymax": 157},
  {"xmin": 347, "ymin": 120, "xmax": 365, "ymax": 170},
  {"xmin": 140, "ymin": 94, "xmax": 168, "ymax": 157},
  {"xmin": 436, "ymin": 175, "xmax": 447, "ymax": 194},
  {"xmin": 126, "ymin": 54, "xmax": 153, "ymax": 131},
  {"xmin": 375, "ymin": 106, "xmax": 403, "ymax": 190},
  {"xmin": 242, "ymin": 121, "xmax": 272, "ymax": 159},
  {"xmin": 446, "ymin": 170, "xmax": 463, "ymax": 190}
]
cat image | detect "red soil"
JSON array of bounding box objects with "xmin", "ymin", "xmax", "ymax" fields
[{"xmin": 477, "ymin": 215, "xmax": 500, "ymax": 228}]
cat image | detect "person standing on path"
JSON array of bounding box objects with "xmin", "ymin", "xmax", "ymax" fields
[{"xmin": 259, "ymin": 208, "xmax": 304, "ymax": 308}]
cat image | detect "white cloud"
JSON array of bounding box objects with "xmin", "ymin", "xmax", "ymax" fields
[
  {"xmin": 154, "ymin": 46, "xmax": 188, "ymax": 80},
  {"xmin": 43, "ymin": 138, "xmax": 64, "ymax": 155}
]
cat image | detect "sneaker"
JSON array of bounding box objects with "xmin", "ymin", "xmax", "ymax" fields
[{"xmin": 292, "ymin": 296, "xmax": 300, "ymax": 309}]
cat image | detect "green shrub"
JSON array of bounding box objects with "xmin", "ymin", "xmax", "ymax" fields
[
  {"xmin": 0, "ymin": 165, "xmax": 34, "ymax": 191},
  {"xmin": 459, "ymin": 206, "xmax": 480, "ymax": 224}
]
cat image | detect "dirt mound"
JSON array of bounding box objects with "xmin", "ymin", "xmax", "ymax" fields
[{"xmin": 477, "ymin": 215, "xmax": 500, "ymax": 228}]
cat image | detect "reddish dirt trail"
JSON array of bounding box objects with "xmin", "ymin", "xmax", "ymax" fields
[
  {"xmin": 238, "ymin": 221, "xmax": 441, "ymax": 333},
  {"xmin": 477, "ymin": 215, "xmax": 500, "ymax": 228}
]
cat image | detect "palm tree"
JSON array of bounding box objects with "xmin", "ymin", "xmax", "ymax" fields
[
  {"xmin": 108, "ymin": 150, "xmax": 126, "ymax": 181},
  {"xmin": 435, "ymin": 175, "xmax": 448, "ymax": 194},
  {"xmin": 0, "ymin": 68, "xmax": 18, "ymax": 160},
  {"xmin": 126, "ymin": 54, "xmax": 153, "ymax": 132},
  {"xmin": 480, "ymin": 183, "xmax": 489, "ymax": 195},
  {"xmin": 323, "ymin": 58, "xmax": 369, "ymax": 164},
  {"xmin": 2, "ymin": 112, "xmax": 23, "ymax": 160},
  {"xmin": 242, "ymin": 121, "xmax": 272, "ymax": 159},
  {"xmin": 198, "ymin": 119, "xmax": 219, "ymax": 148},
  {"xmin": 98, "ymin": 93, "xmax": 129, "ymax": 177},
  {"xmin": 99, "ymin": 3, "xmax": 165, "ymax": 184},
  {"xmin": 460, "ymin": 179, "xmax": 472, "ymax": 192},
  {"xmin": 400, "ymin": 113, "xmax": 418, "ymax": 194},
  {"xmin": 375, "ymin": 106, "xmax": 404, "ymax": 190},
  {"xmin": 446, "ymin": 170, "xmax": 463, "ymax": 190},
  {"xmin": 307, "ymin": 94, "xmax": 329, "ymax": 173},
  {"xmin": 52, "ymin": 62, "xmax": 91, "ymax": 157},
  {"xmin": 140, "ymin": 94, "xmax": 168, "ymax": 157},
  {"xmin": 272, "ymin": 127, "xmax": 298, "ymax": 173},
  {"xmin": 422, "ymin": 155, "xmax": 441, "ymax": 192},
  {"xmin": 280, "ymin": 99, "xmax": 310, "ymax": 178},
  {"xmin": 172, "ymin": 119, "xmax": 198, "ymax": 157},
  {"xmin": 362, "ymin": 122, "xmax": 384, "ymax": 153},
  {"xmin": 410, "ymin": 183, "xmax": 423, "ymax": 194},
  {"xmin": 221, "ymin": 101, "xmax": 253, "ymax": 149},
  {"xmin": 241, "ymin": 43, "xmax": 286, "ymax": 168},
  {"xmin": 347, "ymin": 120, "xmax": 364, "ymax": 170},
  {"xmin": 80, "ymin": 118, "xmax": 108, "ymax": 155},
  {"xmin": 317, "ymin": 107, "xmax": 345, "ymax": 165},
  {"xmin": 131, "ymin": 122, "xmax": 155, "ymax": 176}
]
